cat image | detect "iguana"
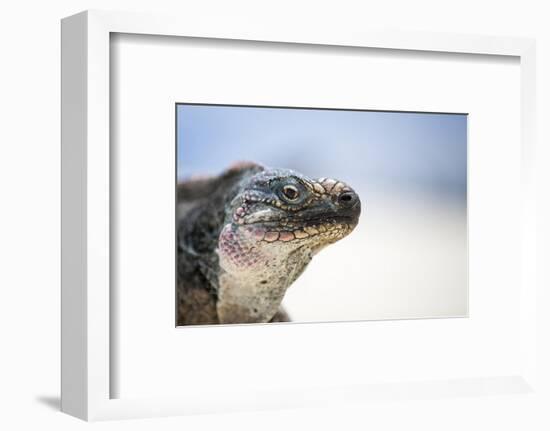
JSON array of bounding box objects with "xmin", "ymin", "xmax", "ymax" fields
[{"xmin": 177, "ymin": 162, "xmax": 361, "ymax": 325}]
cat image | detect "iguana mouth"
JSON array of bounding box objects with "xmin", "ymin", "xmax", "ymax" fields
[
  {"xmin": 240, "ymin": 195, "xmax": 360, "ymax": 228},
  {"xmin": 243, "ymin": 214, "xmax": 356, "ymax": 226},
  {"xmin": 300, "ymin": 213, "xmax": 359, "ymax": 226}
]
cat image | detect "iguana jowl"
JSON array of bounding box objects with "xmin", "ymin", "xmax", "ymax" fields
[{"xmin": 177, "ymin": 162, "xmax": 361, "ymax": 325}]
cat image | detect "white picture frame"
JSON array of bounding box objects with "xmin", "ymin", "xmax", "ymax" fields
[{"xmin": 61, "ymin": 9, "xmax": 539, "ymax": 421}]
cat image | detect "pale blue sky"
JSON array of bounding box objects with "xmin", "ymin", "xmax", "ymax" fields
[{"xmin": 176, "ymin": 104, "xmax": 467, "ymax": 206}]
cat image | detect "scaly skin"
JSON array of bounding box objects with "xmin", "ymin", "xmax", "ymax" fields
[{"xmin": 177, "ymin": 162, "xmax": 361, "ymax": 325}]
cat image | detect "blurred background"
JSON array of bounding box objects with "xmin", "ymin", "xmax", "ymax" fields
[{"xmin": 177, "ymin": 104, "xmax": 467, "ymax": 322}]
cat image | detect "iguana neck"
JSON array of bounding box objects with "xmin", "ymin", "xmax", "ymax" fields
[
  {"xmin": 216, "ymin": 272, "xmax": 288, "ymax": 323},
  {"xmin": 216, "ymin": 228, "xmax": 313, "ymax": 323}
]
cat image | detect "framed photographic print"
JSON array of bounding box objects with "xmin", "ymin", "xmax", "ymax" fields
[
  {"xmin": 61, "ymin": 10, "xmax": 540, "ymax": 421},
  {"xmin": 175, "ymin": 103, "xmax": 467, "ymax": 325}
]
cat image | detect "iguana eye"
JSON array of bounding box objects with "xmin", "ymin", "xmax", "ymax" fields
[{"xmin": 282, "ymin": 184, "xmax": 300, "ymax": 201}]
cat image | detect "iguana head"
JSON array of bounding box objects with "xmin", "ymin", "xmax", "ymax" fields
[{"xmin": 216, "ymin": 165, "xmax": 361, "ymax": 323}]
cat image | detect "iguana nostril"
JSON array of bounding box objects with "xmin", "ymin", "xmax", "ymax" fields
[{"xmin": 338, "ymin": 191, "xmax": 357, "ymax": 206}]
